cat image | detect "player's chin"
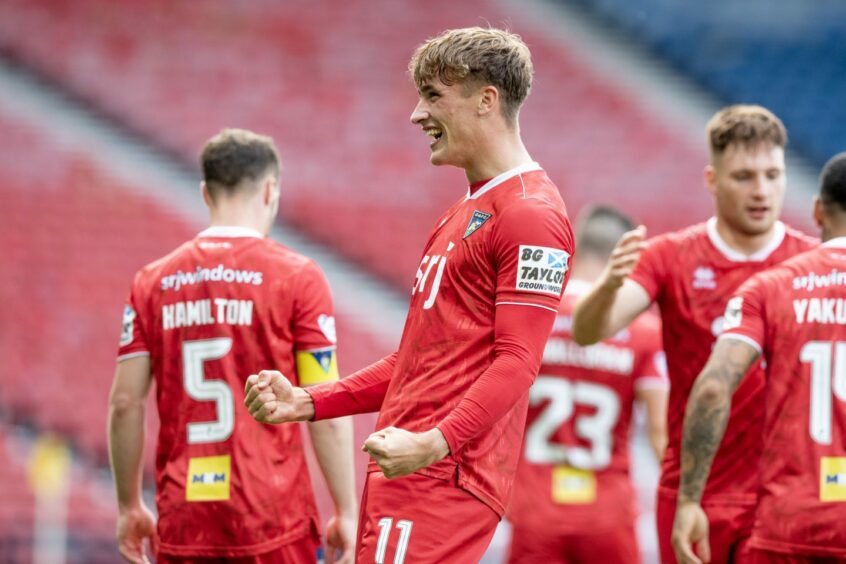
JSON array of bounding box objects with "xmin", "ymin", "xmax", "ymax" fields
[
  {"xmin": 428, "ymin": 144, "xmax": 454, "ymax": 167},
  {"xmin": 742, "ymin": 213, "xmax": 776, "ymax": 234}
]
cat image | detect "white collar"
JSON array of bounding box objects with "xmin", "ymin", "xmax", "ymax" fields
[
  {"xmin": 823, "ymin": 236, "xmax": 846, "ymax": 249},
  {"xmin": 706, "ymin": 217, "xmax": 785, "ymax": 262},
  {"xmin": 466, "ymin": 162, "xmax": 542, "ymax": 200},
  {"xmin": 198, "ymin": 226, "xmax": 264, "ymax": 239}
]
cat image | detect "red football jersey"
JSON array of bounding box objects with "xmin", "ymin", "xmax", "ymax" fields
[
  {"xmin": 721, "ymin": 238, "xmax": 846, "ymax": 557},
  {"xmin": 117, "ymin": 226, "xmax": 338, "ymax": 557},
  {"xmin": 507, "ymin": 280, "xmax": 667, "ymax": 534},
  {"xmin": 371, "ymin": 163, "xmax": 574, "ymax": 516},
  {"xmin": 629, "ymin": 218, "xmax": 816, "ymax": 503}
]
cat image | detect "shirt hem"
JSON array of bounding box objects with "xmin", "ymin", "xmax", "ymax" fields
[
  {"xmin": 750, "ymin": 536, "xmax": 846, "ymax": 558},
  {"xmin": 159, "ymin": 522, "xmax": 313, "ymax": 557},
  {"xmin": 117, "ymin": 351, "xmax": 150, "ymax": 361}
]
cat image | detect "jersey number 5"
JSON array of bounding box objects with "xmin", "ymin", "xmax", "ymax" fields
[
  {"xmin": 800, "ymin": 341, "xmax": 846, "ymax": 445},
  {"xmin": 183, "ymin": 338, "xmax": 235, "ymax": 444},
  {"xmin": 524, "ymin": 376, "xmax": 621, "ymax": 470}
]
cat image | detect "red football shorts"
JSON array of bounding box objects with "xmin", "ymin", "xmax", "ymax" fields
[
  {"xmin": 507, "ymin": 521, "xmax": 640, "ymax": 564},
  {"xmin": 355, "ymin": 471, "xmax": 499, "ymax": 564},
  {"xmin": 156, "ymin": 533, "xmax": 320, "ymax": 564},
  {"xmin": 749, "ymin": 548, "xmax": 846, "ymax": 564},
  {"xmin": 656, "ymin": 490, "xmax": 754, "ymax": 564}
]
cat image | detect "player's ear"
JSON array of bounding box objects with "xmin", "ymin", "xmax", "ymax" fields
[
  {"xmin": 262, "ymin": 176, "xmax": 277, "ymax": 206},
  {"xmin": 200, "ymin": 182, "xmax": 213, "ymax": 207},
  {"xmin": 477, "ymin": 85, "xmax": 498, "ymax": 117},
  {"xmin": 813, "ymin": 196, "xmax": 824, "ymax": 229},
  {"xmin": 704, "ymin": 164, "xmax": 717, "ymax": 196}
]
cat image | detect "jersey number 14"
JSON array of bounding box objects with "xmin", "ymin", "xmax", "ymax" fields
[{"xmin": 800, "ymin": 341, "xmax": 846, "ymax": 445}]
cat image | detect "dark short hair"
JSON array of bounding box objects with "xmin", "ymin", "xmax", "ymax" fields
[
  {"xmin": 575, "ymin": 204, "xmax": 635, "ymax": 259},
  {"xmin": 820, "ymin": 152, "xmax": 846, "ymax": 212},
  {"xmin": 200, "ymin": 128, "xmax": 280, "ymax": 199}
]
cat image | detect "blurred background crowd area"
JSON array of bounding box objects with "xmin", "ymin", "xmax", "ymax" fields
[{"xmin": 0, "ymin": 0, "xmax": 843, "ymax": 562}]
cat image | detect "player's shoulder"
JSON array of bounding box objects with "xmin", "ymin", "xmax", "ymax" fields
[
  {"xmin": 780, "ymin": 223, "xmax": 819, "ymax": 252},
  {"xmin": 653, "ymin": 221, "xmax": 708, "ymax": 247},
  {"xmin": 744, "ymin": 247, "xmax": 822, "ymax": 294},
  {"xmin": 256, "ymin": 237, "xmax": 312, "ymax": 265},
  {"xmin": 132, "ymin": 238, "xmax": 196, "ymax": 285},
  {"xmin": 641, "ymin": 221, "xmax": 708, "ymax": 261},
  {"xmin": 494, "ymin": 175, "xmax": 569, "ymax": 225}
]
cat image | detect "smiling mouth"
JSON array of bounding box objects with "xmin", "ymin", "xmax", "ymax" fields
[{"xmin": 426, "ymin": 128, "xmax": 443, "ymax": 146}]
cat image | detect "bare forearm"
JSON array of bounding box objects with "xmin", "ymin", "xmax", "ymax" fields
[
  {"xmin": 108, "ymin": 401, "xmax": 147, "ymax": 510},
  {"xmin": 308, "ymin": 417, "xmax": 357, "ymax": 515},
  {"xmin": 571, "ymin": 283, "xmax": 619, "ymax": 345},
  {"xmin": 637, "ymin": 387, "xmax": 668, "ymax": 464},
  {"xmin": 678, "ymin": 338, "xmax": 758, "ymax": 503},
  {"xmin": 650, "ymin": 429, "xmax": 668, "ymax": 464},
  {"xmin": 678, "ymin": 377, "xmax": 730, "ymax": 503}
]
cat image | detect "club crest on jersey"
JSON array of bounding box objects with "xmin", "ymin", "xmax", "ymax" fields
[
  {"xmin": 516, "ymin": 245, "xmax": 569, "ymax": 296},
  {"xmin": 722, "ymin": 296, "xmax": 743, "ymax": 331},
  {"xmin": 120, "ymin": 305, "xmax": 136, "ymax": 346},
  {"xmin": 692, "ymin": 266, "xmax": 716, "ymax": 290},
  {"xmin": 318, "ymin": 314, "xmax": 337, "ymax": 344},
  {"xmin": 463, "ymin": 210, "xmax": 492, "ymax": 239}
]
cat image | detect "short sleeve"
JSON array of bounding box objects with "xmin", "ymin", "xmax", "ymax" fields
[
  {"xmin": 493, "ymin": 198, "xmax": 575, "ymax": 312},
  {"xmin": 629, "ymin": 236, "xmax": 671, "ymax": 301},
  {"xmin": 718, "ymin": 277, "xmax": 766, "ymax": 354},
  {"xmin": 292, "ymin": 260, "xmax": 340, "ymax": 385},
  {"xmin": 631, "ymin": 313, "xmax": 669, "ymax": 391},
  {"xmin": 117, "ymin": 273, "xmax": 150, "ymax": 361}
]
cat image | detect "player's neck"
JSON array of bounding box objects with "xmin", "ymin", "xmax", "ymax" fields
[
  {"xmin": 463, "ymin": 129, "xmax": 533, "ymax": 184},
  {"xmin": 713, "ymin": 216, "xmax": 779, "ymax": 257},
  {"xmin": 208, "ymin": 207, "xmax": 269, "ymax": 237}
]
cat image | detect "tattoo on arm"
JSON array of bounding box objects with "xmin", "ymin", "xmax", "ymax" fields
[{"xmin": 678, "ymin": 338, "xmax": 760, "ymax": 503}]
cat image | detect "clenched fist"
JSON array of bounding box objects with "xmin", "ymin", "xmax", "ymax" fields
[
  {"xmin": 363, "ymin": 426, "xmax": 449, "ymax": 479},
  {"xmin": 243, "ymin": 370, "xmax": 315, "ymax": 423}
]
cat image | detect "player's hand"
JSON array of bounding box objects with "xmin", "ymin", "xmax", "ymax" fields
[
  {"xmin": 243, "ymin": 370, "xmax": 313, "ymax": 423},
  {"xmin": 600, "ymin": 225, "xmax": 647, "ymax": 290},
  {"xmin": 116, "ymin": 503, "xmax": 159, "ymax": 564},
  {"xmin": 363, "ymin": 427, "xmax": 450, "ymax": 478},
  {"xmin": 324, "ymin": 511, "xmax": 357, "ymax": 564},
  {"xmin": 671, "ymin": 501, "xmax": 711, "ymax": 564}
]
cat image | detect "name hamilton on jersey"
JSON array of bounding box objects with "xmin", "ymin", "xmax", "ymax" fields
[{"xmin": 162, "ymin": 299, "xmax": 253, "ymax": 330}]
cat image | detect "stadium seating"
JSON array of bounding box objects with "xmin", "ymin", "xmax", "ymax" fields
[
  {"xmin": 562, "ymin": 0, "xmax": 846, "ymax": 168},
  {"xmin": 0, "ymin": 110, "xmax": 389, "ymax": 475},
  {"xmin": 0, "ymin": 0, "xmax": 725, "ymax": 289},
  {"xmin": 0, "ymin": 423, "xmax": 117, "ymax": 563}
]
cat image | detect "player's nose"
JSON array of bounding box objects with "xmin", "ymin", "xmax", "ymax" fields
[{"xmin": 410, "ymin": 100, "xmax": 428, "ymax": 124}]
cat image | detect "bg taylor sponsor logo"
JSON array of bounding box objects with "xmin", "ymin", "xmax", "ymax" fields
[
  {"xmin": 516, "ymin": 245, "xmax": 569, "ymax": 296},
  {"xmin": 161, "ymin": 264, "xmax": 263, "ymax": 291}
]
